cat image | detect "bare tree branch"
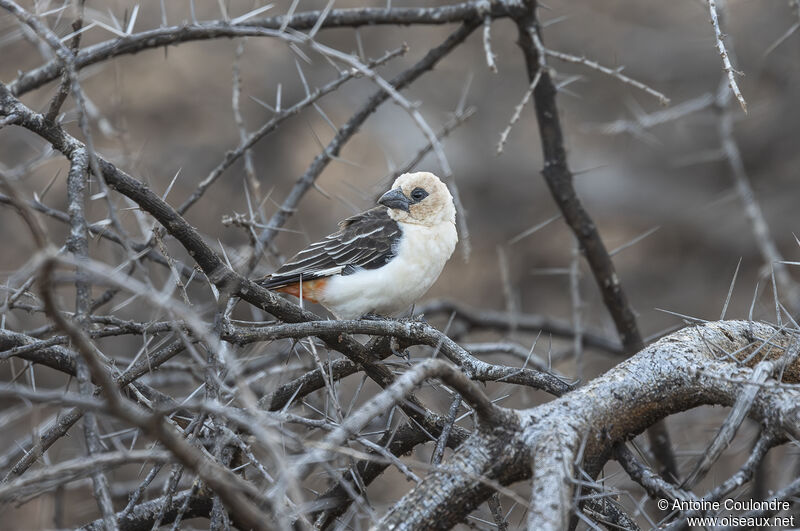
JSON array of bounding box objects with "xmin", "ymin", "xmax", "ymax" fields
[
  {"xmin": 2, "ymin": 3, "xmax": 798, "ymax": 529},
  {"xmin": 513, "ymin": 5, "xmax": 678, "ymax": 482}
]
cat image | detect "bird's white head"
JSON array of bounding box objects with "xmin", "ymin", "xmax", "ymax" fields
[{"xmin": 377, "ymin": 172, "xmax": 456, "ymax": 227}]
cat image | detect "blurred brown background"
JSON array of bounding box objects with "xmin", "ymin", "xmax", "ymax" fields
[{"xmin": 1, "ymin": 0, "xmax": 799, "ymax": 528}]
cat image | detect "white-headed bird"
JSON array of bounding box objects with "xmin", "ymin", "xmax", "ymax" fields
[{"xmin": 259, "ymin": 172, "xmax": 457, "ymax": 319}]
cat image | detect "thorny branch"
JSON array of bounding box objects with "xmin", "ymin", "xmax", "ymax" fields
[
  {"xmin": 514, "ymin": 6, "xmax": 680, "ymax": 485},
  {"xmin": 1, "ymin": 1, "xmax": 798, "ymax": 530}
]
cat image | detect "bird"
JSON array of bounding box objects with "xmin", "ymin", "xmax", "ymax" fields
[{"xmin": 258, "ymin": 171, "xmax": 458, "ymax": 319}]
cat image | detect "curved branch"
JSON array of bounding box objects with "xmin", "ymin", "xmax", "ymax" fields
[
  {"xmin": 513, "ymin": 4, "xmax": 677, "ymax": 482},
  {"xmin": 82, "ymin": 489, "xmax": 213, "ymax": 531},
  {"xmin": 418, "ymin": 298, "xmax": 622, "ymax": 355},
  {"xmin": 312, "ymin": 422, "xmax": 456, "ymax": 528},
  {"xmin": 0, "ymin": 450, "xmax": 171, "ymax": 504},
  {"xmin": 9, "ymin": 2, "xmax": 504, "ymax": 97},
  {"xmin": 37, "ymin": 255, "xmax": 276, "ymax": 531},
  {"xmin": 293, "ymin": 358, "xmax": 514, "ymax": 483},
  {"xmin": 376, "ymin": 321, "xmax": 800, "ymax": 530},
  {"xmin": 513, "ymin": 13, "xmax": 642, "ymax": 361},
  {"xmin": 232, "ymin": 319, "xmax": 571, "ymax": 396},
  {"xmin": 377, "ymin": 427, "xmax": 531, "ymax": 530},
  {"xmin": 1, "ymin": 83, "xmax": 473, "ymax": 476}
]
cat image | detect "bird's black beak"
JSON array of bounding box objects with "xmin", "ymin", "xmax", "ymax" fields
[{"xmin": 378, "ymin": 188, "xmax": 411, "ymax": 212}]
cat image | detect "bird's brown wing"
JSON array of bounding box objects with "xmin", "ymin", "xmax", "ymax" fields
[{"xmin": 260, "ymin": 207, "xmax": 401, "ymax": 290}]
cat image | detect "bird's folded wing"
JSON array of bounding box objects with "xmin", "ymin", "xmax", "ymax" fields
[{"xmin": 260, "ymin": 207, "xmax": 401, "ymax": 289}]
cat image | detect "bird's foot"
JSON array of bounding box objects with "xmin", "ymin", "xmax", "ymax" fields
[
  {"xmin": 359, "ymin": 312, "xmax": 388, "ymax": 321},
  {"xmin": 398, "ymin": 305, "xmax": 426, "ymax": 323},
  {"xmin": 399, "ymin": 313, "xmax": 427, "ymax": 324}
]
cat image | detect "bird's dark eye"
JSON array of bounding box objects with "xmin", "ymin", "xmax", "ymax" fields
[{"xmin": 410, "ymin": 187, "xmax": 428, "ymax": 202}]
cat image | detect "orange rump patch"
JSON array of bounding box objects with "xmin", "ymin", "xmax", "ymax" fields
[{"xmin": 275, "ymin": 278, "xmax": 328, "ymax": 304}]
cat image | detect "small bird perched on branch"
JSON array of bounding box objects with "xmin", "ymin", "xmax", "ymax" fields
[{"xmin": 259, "ymin": 172, "xmax": 457, "ymax": 319}]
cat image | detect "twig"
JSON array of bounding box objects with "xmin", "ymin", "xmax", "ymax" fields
[
  {"xmin": 44, "ymin": 1, "xmax": 85, "ymax": 122},
  {"xmin": 293, "ymin": 358, "xmax": 511, "ymax": 482},
  {"xmin": 663, "ymin": 430, "xmax": 779, "ymax": 529},
  {"xmin": 708, "ymin": 0, "xmax": 747, "ymax": 113},
  {"xmin": 382, "ymin": 106, "xmax": 476, "ymax": 186},
  {"xmin": 9, "ymin": 1, "xmax": 515, "ymax": 98},
  {"xmin": 763, "ymin": 0, "xmax": 800, "ymax": 56},
  {"xmin": 582, "ymin": 93, "xmax": 714, "ymax": 137},
  {"xmin": 432, "ymin": 393, "xmax": 461, "ymax": 465},
  {"xmin": 231, "ymin": 318, "xmax": 572, "ymax": 396},
  {"xmin": 496, "ymin": 68, "xmax": 542, "ymax": 155},
  {"xmin": 177, "ymin": 44, "xmax": 408, "ymax": 216},
  {"xmin": 487, "ymin": 493, "xmax": 509, "ymax": 530},
  {"xmin": 544, "ymin": 48, "xmax": 669, "ymax": 105},
  {"xmin": 83, "ymin": 489, "xmax": 212, "ymax": 531},
  {"xmin": 65, "ymin": 147, "xmax": 118, "ymax": 530},
  {"xmin": 0, "ymin": 450, "xmax": 171, "ymax": 504},
  {"xmin": 482, "ymin": 15, "xmax": 497, "ymax": 73},
  {"xmin": 614, "ymin": 443, "xmax": 695, "ymax": 505},
  {"xmin": 419, "ymin": 299, "xmax": 621, "ymax": 355},
  {"xmin": 682, "ymin": 338, "xmax": 800, "ymax": 489},
  {"xmin": 3, "ymin": 83, "xmax": 475, "ymax": 481},
  {"xmin": 231, "ymin": 39, "xmax": 259, "ymax": 204},
  {"xmin": 0, "ymin": 192, "xmax": 186, "ymax": 275},
  {"xmin": 256, "ymin": 21, "xmax": 479, "ymax": 248},
  {"xmin": 513, "ymin": 11, "xmax": 678, "ymax": 482},
  {"xmin": 0, "ymin": 0, "xmax": 134, "ymax": 263},
  {"xmin": 719, "ymin": 475, "xmax": 800, "ymax": 530},
  {"xmin": 37, "ymin": 255, "xmax": 276, "ymax": 531},
  {"xmin": 569, "ymin": 237, "xmax": 584, "ymax": 381},
  {"xmin": 717, "ymin": 79, "xmax": 800, "ymax": 313}
]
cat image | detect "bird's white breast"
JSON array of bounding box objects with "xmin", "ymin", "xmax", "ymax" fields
[{"xmin": 320, "ymin": 220, "xmax": 457, "ymax": 319}]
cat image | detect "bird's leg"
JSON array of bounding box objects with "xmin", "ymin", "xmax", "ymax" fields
[{"xmin": 399, "ymin": 304, "xmax": 427, "ymax": 323}]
